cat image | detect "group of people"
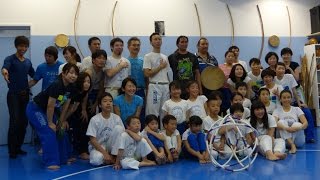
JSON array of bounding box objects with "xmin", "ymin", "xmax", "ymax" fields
[{"xmin": 1, "ymin": 33, "xmax": 315, "ymax": 170}]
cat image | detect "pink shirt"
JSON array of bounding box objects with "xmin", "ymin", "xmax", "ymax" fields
[{"xmin": 219, "ymin": 63, "xmax": 232, "ymax": 88}]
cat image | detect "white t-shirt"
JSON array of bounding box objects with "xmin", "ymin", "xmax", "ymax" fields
[
  {"xmin": 273, "ymin": 106, "xmax": 304, "ymax": 126},
  {"xmin": 162, "ymin": 99, "xmax": 190, "ymax": 124},
  {"xmin": 265, "ymin": 101, "xmax": 276, "ymax": 115},
  {"xmin": 248, "ymin": 70, "xmax": 262, "ymax": 82},
  {"xmin": 82, "ymin": 56, "xmax": 93, "ymax": 71},
  {"xmin": 203, "ymin": 115, "xmax": 223, "ymax": 143},
  {"xmin": 86, "ymin": 113, "xmax": 124, "ymax": 149},
  {"xmin": 118, "ymin": 131, "xmax": 142, "ymax": 159},
  {"xmin": 226, "ymin": 107, "xmax": 251, "ymax": 120},
  {"xmin": 58, "ymin": 62, "xmax": 82, "ymax": 74},
  {"xmin": 160, "ymin": 129, "xmax": 180, "ymax": 149},
  {"xmin": 143, "ymin": 52, "xmax": 170, "ymax": 83},
  {"xmin": 251, "ymin": 114, "xmax": 277, "ymax": 136},
  {"xmin": 274, "ymin": 74, "xmax": 298, "ymax": 102},
  {"xmin": 243, "ymin": 98, "xmax": 251, "ymax": 109},
  {"xmin": 227, "ymin": 76, "xmax": 251, "ymax": 89},
  {"xmin": 187, "ymin": 95, "xmax": 207, "ymax": 119},
  {"xmin": 182, "ymin": 128, "xmax": 192, "ymax": 141},
  {"xmin": 105, "ymin": 56, "xmax": 131, "ymax": 88},
  {"xmin": 261, "ymin": 84, "xmax": 284, "ymax": 106}
]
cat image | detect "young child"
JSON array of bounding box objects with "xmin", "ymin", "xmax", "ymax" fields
[
  {"xmin": 86, "ymin": 92, "xmax": 125, "ymax": 166},
  {"xmin": 261, "ymin": 69, "xmax": 283, "ymax": 106},
  {"xmin": 227, "ymin": 92, "xmax": 250, "ymax": 120},
  {"xmin": 247, "ymin": 58, "xmax": 264, "ymax": 100},
  {"xmin": 182, "ymin": 116, "xmax": 210, "ymax": 163},
  {"xmin": 273, "ymin": 90, "xmax": 308, "ymax": 154},
  {"xmin": 258, "ymin": 88, "xmax": 276, "ymax": 114},
  {"xmin": 235, "ymin": 82, "xmax": 251, "ymax": 108},
  {"xmin": 26, "ymin": 63, "xmax": 78, "ymax": 170},
  {"xmin": 29, "ymin": 46, "xmax": 63, "ymax": 91},
  {"xmin": 162, "ymin": 81, "xmax": 190, "ymax": 134},
  {"xmin": 142, "ymin": 114, "xmax": 166, "ymax": 164},
  {"xmin": 186, "ymin": 80, "xmax": 208, "ymax": 120},
  {"xmin": 250, "ymin": 101, "xmax": 286, "ymax": 160},
  {"xmin": 161, "ymin": 115, "xmax": 181, "ymax": 162},
  {"xmin": 225, "ymin": 103, "xmax": 253, "ymax": 157},
  {"xmin": 114, "ymin": 116, "xmax": 156, "ymax": 170},
  {"xmin": 203, "ymin": 95, "xmax": 232, "ymax": 160},
  {"xmin": 114, "ymin": 77, "xmax": 143, "ymax": 125}
]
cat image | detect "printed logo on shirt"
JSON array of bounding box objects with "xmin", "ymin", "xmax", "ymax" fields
[
  {"xmin": 177, "ymin": 58, "xmax": 193, "ymax": 80},
  {"xmin": 171, "ymin": 106, "xmax": 184, "ymax": 123}
]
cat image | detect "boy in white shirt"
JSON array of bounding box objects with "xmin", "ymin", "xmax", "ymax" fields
[
  {"xmin": 161, "ymin": 115, "xmax": 182, "ymax": 162},
  {"xmin": 114, "ymin": 116, "xmax": 156, "ymax": 170},
  {"xmin": 247, "ymin": 58, "xmax": 264, "ymax": 99},
  {"xmin": 236, "ymin": 82, "xmax": 251, "ymax": 108},
  {"xmin": 86, "ymin": 92, "xmax": 125, "ymax": 166},
  {"xmin": 261, "ymin": 69, "xmax": 283, "ymax": 106},
  {"xmin": 162, "ymin": 81, "xmax": 190, "ymax": 134}
]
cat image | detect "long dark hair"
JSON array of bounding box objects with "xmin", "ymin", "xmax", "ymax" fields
[
  {"xmin": 250, "ymin": 100, "xmax": 269, "ymax": 129},
  {"xmin": 76, "ymin": 72, "xmax": 92, "ymax": 94}
]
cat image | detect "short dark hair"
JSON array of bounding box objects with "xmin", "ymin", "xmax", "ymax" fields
[
  {"xmin": 125, "ymin": 115, "xmax": 140, "ymax": 127},
  {"xmin": 14, "ymin": 36, "xmax": 29, "ymax": 47},
  {"xmin": 149, "ymin": 32, "xmax": 160, "ymax": 42},
  {"xmin": 145, "ymin": 114, "xmax": 159, "ymax": 125},
  {"xmin": 60, "ymin": 63, "xmax": 80, "ymax": 78},
  {"xmin": 196, "ymin": 37, "xmax": 208, "ymax": 47},
  {"xmin": 265, "ymin": 52, "xmax": 279, "ymax": 64},
  {"xmin": 176, "ymin": 35, "xmax": 188, "ymax": 46},
  {"xmin": 228, "ymin": 45, "xmax": 239, "ymax": 51},
  {"xmin": 258, "ymin": 87, "xmax": 270, "ymax": 96},
  {"xmin": 249, "ymin": 58, "xmax": 261, "ymax": 66},
  {"xmin": 88, "ymin": 37, "xmax": 101, "ymax": 46},
  {"xmin": 92, "ymin": 49, "xmax": 107, "ymax": 60},
  {"xmin": 235, "ymin": 81, "xmax": 248, "ymax": 90},
  {"xmin": 261, "ymin": 69, "xmax": 276, "ymax": 79},
  {"xmin": 280, "ymin": 47, "xmax": 293, "ymax": 56},
  {"xmin": 162, "ymin": 114, "xmax": 177, "ymax": 125},
  {"xmin": 280, "ymin": 89, "xmax": 292, "ymax": 99},
  {"xmin": 230, "ymin": 103, "xmax": 244, "ymax": 114},
  {"xmin": 128, "ymin": 37, "xmax": 140, "ymax": 46},
  {"xmin": 276, "ymin": 62, "xmax": 286, "ymax": 68},
  {"xmin": 110, "ymin": 37, "xmax": 123, "ymax": 49},
  {"xmin": 169, "ymin": 80, "xmax": 181, "ymax": 91},
  {"xmin": 224, "ymin": 50, "xmax": 235, "ymax": 57},
  {"xmin": 189, "ymin": 115, "xmax": 202, "ymax": 126},
  {"xmin": 207, "ymin": 90, "xmax": 223, "ymax": 101},
  {"xmin": 231, "ymin": 92, "xmax": 244, "ymax": 101},
  {"xmin": 98, "ymin": 92, "xmax": 113, "ymax": 104},
  {"xmin": 45, "ymin": 46, "xmax": 58, "ymax": 60},
  {"xmin": 119, "ymin": 77, "xmax": 137, "ymax": 95}
]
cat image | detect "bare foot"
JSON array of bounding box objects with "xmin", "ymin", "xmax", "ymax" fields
[
  {"xmin": 67, "ymin": 157, "xmax": 77, "ymax": 164},
  {"xmin": 289, "ymin": 144, "xmax": 297, "ymax": 154},
  {"xmin": 47, "ymin": 165, "xmax": 60, "ymax": 170},
  {"xmin": 79, "ymin": 153, "xmax": 89, "ymax": 160},
  {"xmin": 274, "ymin": 152, "xmax": 287, "ymax": 159},
  {"xmin": 139, "ymin": 159, "xmax": 156, "ymax": 167},
  {"xmin": 266, "ymin": 153, "xmax": 279, "ymax": 161}
]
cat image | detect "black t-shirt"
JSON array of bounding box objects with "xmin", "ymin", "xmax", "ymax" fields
[
  {"xmin": 285, "ymin": 61, "xmax": 300, "ymax": 74},
  {"xmin": 33, "ymin": 78, "xmax": 74, "ymax": 111},
  {"xmin": 168, "ymin": 51, "xmax": 199, "ymax": 81}
]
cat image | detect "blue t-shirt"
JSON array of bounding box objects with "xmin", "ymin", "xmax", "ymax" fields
[
  {"xmin": 114, "ymin": 94, "xmax": 143, "ymax": 123},
  {"xmin": 33, "ymin": 60, "xmax": 63, "ymax": 91},
  {"xmin": 2, "ymin": 54, "xmax": 35, "ymax": 92},
  {"xmin": 128, "ymin": 56, "xmax": 145, "ymax": 88}
]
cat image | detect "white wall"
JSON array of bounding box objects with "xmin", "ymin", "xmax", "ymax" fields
[{"xmin": 0, "ymin": 0, "xmax": 317, "ymax": 36}]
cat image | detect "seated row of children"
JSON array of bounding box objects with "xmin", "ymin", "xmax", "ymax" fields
[{"xmin": 86, "ymin": 85, "xmax": 308, "ymax": 170}]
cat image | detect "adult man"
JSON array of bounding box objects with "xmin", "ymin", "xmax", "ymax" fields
[
  {"xmin": 1, "ymin": 36, "xmax": 35, "ymax": 158},
  {"xmin": 168, "ymin": 35, "xmax": 202, "ymax": 99},
  {"xmin": 82, "ymin": 37, "xmax": 101, "ymax": 71},
  {"xmin": 105, "ymin": 37, "xmax": 131, "ymax": 98},
  {"xmin": 143, "ymin": 33, "xmax": 170, "ymax": 122}
]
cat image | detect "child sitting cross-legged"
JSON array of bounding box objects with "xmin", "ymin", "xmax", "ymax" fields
[{"xmin": 182, "ymin": 116, "xmax": 210, "ymax": 163}]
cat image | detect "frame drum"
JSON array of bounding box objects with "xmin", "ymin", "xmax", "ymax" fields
[
  {"xmin": 55, "ymin": 34, "xmax": 69, "ymax": 48},
  {"xmin": 201, "ymin": 66, "xmax": 225, "ymax": 90}
]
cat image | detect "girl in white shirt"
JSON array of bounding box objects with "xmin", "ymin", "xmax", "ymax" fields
[
  {"xmin": 186, "ymin": 80, "xmax": 208, "ymax": 119},
  {"xmin": 273, "ymin": 90, "xmax": 308, "ymax": 154},
  {"xmin": 250, "ymin": 101, "xmax": 286, "ymax": 161}
]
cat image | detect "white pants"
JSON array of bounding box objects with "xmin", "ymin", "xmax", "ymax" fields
[
  {"xmin": 226, "ymin": 129, "xmax": 252, "ymax": 157},
  {"xmin": 145, "ymin": 84, "xmax": 169, "ymax": 127},
  {"xmin": 278, "ymin": 120, "xmax": 305, "ymax": 147},
  {"xmin": 89, "ymin": 125, "xmax": 125, "ymax": 166},
  {"xmin": 120, "ymin": 138, "xmax": 152, "ymax": 170},
  {"xmin": 105, "ymin": 87, "xmax": 119, "ymax": 99},
  {"xmin": 258, "ymin": 135, "xmax": 285, "ymax": 155},
  {"xmin": 210, "ymin": 142, "xmax": 233, "ymax": 160}
]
